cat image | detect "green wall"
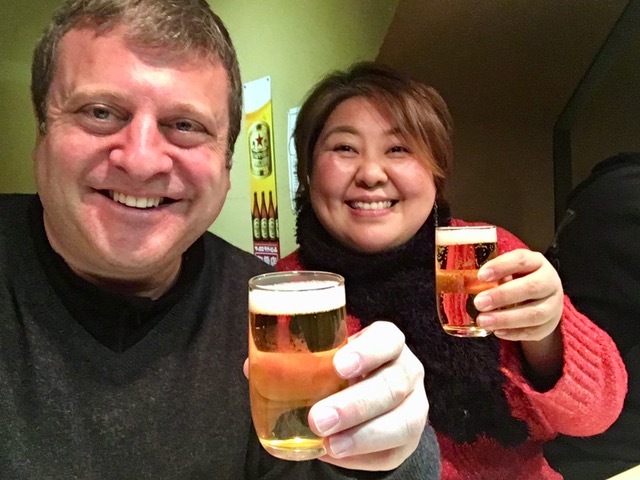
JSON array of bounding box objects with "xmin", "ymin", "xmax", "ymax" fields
[
  {"xmin": 0, "ymin": 0, "xmax": 399, "ymax": 257},
  {"xmin": 210, "ymin": 0, "xmax": 399, "ymax": 256},
  {"xmin": 0, "ymin": 0, "xmax": 60, "ymax": 194}
]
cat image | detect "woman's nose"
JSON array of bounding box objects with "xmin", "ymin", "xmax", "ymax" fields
[
  {"xmin": 354, "ymin": 154, "xmax": 388, "ymax": 188},
  {"xmin": 109, "ymin": 115, "xmax": 173, "ymax": 181}
]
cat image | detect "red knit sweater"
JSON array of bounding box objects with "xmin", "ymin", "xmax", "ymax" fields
[{"xmin": 277, "ymin": 219, "xmax": 628, "ymax": 479}]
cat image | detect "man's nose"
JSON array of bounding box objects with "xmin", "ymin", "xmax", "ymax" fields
[
  {"xmin": 354, "ymin": 153, "xmax": 388, "ymax": 188},
  {"xmin": 109, "ymin": 115, "xmax": 173, "ymax": 181}
]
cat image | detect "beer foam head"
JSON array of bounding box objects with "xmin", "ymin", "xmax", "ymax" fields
[
  {"xmin": 436, "ymin": 226, "xmax": 497, "ymax": 245},
  {"xmin": 250, "ymin": 280, "xmax": 345, "ymax": 315}
]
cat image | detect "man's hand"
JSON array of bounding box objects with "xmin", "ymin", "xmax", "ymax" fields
[{"xmin": 309, "ymin": 321, "xmax": 428, "ymax": 471}]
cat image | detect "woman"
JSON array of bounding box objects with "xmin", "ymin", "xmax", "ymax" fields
[{"xmin": 277, "ymin": 62, "xmax": 627, "ymax": 479}]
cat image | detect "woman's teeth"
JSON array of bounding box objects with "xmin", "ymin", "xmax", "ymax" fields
[
  {"xmin": 110, "ymin": 191, "xmax": 162, "ymax": 209},
  {"xmin": 351, "ymin": 201, "xmax": 393, "ymax": 210}
]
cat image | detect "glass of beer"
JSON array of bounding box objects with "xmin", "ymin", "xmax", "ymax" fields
[
  {"xmin": 435, "ymin": 225, "xmax": 499, "ymax": 337},
  {"xmin": 248, "ymin": 271, "xmax": 348, "ymax": 461}
]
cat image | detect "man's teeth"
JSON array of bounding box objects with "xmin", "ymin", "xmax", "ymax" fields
[
  {"xmin": 110, "ymin": 191, "xmax": 162, "ymax": 209},
  {"xmin": 351, "ymin": 201, "xmax": 393, "ymax": 210}
]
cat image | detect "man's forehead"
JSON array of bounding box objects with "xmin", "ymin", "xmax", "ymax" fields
[
  {"xmin": 53, "ymin": 27, "xmax": 230, "ymax": 117},
  {"xmin": 60, "ymin": 24, "xmax": 221, "ymax": 66}
]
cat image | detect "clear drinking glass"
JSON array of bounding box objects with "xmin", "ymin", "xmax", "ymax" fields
[
  {"xmin": 248, "ymin": 271, "xmax": 348, "ymax": 461},
  {"xmin": 435, "ymin": 225, "xmax": 499, "ymax": 337}
]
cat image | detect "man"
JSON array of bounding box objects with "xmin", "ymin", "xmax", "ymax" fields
[
  {"xmin": 0, "ymin": 0, "xmax": 439, "ymax": 478},
  {"xmin": 544, "ymin": 152, "xmax": 640, "ymax": 479}
]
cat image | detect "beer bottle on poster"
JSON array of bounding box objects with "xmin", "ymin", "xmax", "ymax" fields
[
  {"xmin": 267, "ymin": 191, "xmax": 277, "ymax": 241},
  {"xmin": 248, "ymin": 120, "xmax": 272, "ymax": 178},
  {"xmin": 252, "ymin": 192, "xmax": 261, "ymax": 241},
  {"xmin": 274, "ymin": 196, "xmax": 279, "ymax": 240},
  {"xmin": 260, "ymin": 191, "xmax": 269, "ymax": 241}
]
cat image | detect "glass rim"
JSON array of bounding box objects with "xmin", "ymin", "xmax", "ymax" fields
[
  {"xmin": 435, "ymin": 224, "xmax": 497, "ymax": 244},
  {"xmin": 249, "ymin": 270, "xmax": 345, "ymax": 291},
  {"xmin": 434, "ymin": 225, "xmax": 496, "ymax": 231}
]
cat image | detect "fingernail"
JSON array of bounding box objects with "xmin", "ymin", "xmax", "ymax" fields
[
  {"xmin": 328, "ymin": 434, "xmax": 353, "ymax": 457},
  {"xmin": 477, "ymin": 267, "xmax": 494, "ymax": 282},
  {"xmin": 474, "ymin": 293, "xmax": 492, "ymax": 310},
  {"xmin": 313, "ymin": 406, "xmax": 339, "ymax": 435},
  {"xmin": 334, "ymin": 352, "xmax": 361, "ymax": 378}
]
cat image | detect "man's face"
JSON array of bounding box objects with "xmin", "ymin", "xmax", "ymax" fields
[{"xmin": 33, "ymin": 26, "xmax": 232, "ymax": 296}]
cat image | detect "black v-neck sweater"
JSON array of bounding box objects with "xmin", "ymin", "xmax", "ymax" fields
[
  {"xmin": 0, "ymin": 194, "xmax": 440, "ymax": 479},
  {"xmin": 29, "ymin": 197, "xmax": 204, "ymax": 352}
]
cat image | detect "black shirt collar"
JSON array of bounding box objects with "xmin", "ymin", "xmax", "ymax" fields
[{"xmin": 29, "ymin": 196, "xmax": 205, "ymax": 352}]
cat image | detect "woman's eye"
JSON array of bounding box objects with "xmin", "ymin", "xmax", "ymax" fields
[
  {"xmin": 333, "ymin": 144, "xmax": 354, "ymax": 152},
  {"xmin": 389, "ymin": 145, "xmax": 410, "ymax": 154}
]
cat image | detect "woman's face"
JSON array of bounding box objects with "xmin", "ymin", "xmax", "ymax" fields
[{"xmin": 309, "ymin": 96, "xmax": 437, "ymax": 253}]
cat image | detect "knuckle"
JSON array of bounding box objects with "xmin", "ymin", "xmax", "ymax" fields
[
  {"xmin": 377, "ymin": 321, "xmax": 405, "ymax": 343},
  {"xmin": 403, "ymin": 345, "xmax": 423, "ymax": 375},
  {"xmin": 520, "ymin": 278, "xmax": 544, "ymax": 300},
  {"xmin": 405, "ymin": 408, "xmax": 427, "ymax": 439},
  {"xmin": 404, "ymin": 396, "xmax": 429, "ymax": 438},
  {"xmin": 524, "ymin": 278, "xmax": 544, "ymax": 297},
  {"xmin": 530, "ymin": 251, "xmax": 545, "ymax": 262},
  {"xmin": 520, "ymin": 328, "xmax": 537, "ymax": 341},
  {"xmin": 342, "ymin": 394, "xmax": 374, "ymax": 423},
  {"xmin": 514, "ymin": 249, "xmax": 530, "ymax": 268},
  {"xmin": 527, "ymin": 302, "xmax": 544, "ymax": 321},
  {"xmin": 372, "ymin": 446, "xmax": 407, "ymax": 470},
  {"xmin": 389, "ymin": 446, "xmax": 411, "ymax": 468},
  {"xmin": 381, "ymin": 369, "xmax": 409, "ymax": 405},
  {"xmin": 526, "ymin": 328, "xmax": 547, "ymax": 342}
]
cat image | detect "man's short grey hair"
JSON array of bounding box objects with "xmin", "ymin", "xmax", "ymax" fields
[{"xmin": 31, "ymin": 0, "xmax": 242, "ymax": 167}]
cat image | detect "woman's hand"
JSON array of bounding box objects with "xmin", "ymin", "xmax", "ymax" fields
[
  {"xmin": 474, "ymin": 249, "xmax": 565, "ymax": 383},
  {"xmin": 474, "ymin": 249, "xmax": 563, "ymax": 340}
]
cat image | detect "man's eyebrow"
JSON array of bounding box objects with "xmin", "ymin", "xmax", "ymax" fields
[
  {"xmin": 69, "ymin": 90, "xmax": 220, "ymax": 120},
  {"xmin": 166, "ymin": 101, "xmax": 215, "ymax": 119},
  {"xmin": 65, "ymin": 89, "xmax": 125, "ymax": 104}
]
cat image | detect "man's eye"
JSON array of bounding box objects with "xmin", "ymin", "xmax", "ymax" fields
[
  {"xmin": 162, "ymin": 119, "xmax": 211, "ymax": 148},
  {"xmin": 169, "ymin": 119, "xmax": 207, "ymax": 134},
  {"xmin": 91, "ymin": 107, "xmax": 111, "ymax": 120},
  {"xmin": 79, "ymin": 104, "xmax": 124, "ymax": 123},
  {"xmin": 76, "ymin": 104, "xmax": 125, "ymax": 135},
  {"xmin": 175, "ymin": 120, "xmax": 195, "ymax": 132}
]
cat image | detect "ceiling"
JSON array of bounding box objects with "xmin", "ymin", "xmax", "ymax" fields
[{"xmin": 377, "ymin": 0, "xmax": 634, "ymax": 129}]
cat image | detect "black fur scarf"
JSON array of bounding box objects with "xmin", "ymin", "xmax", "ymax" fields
[{"xmin": 296, "ymin": 203, "xmax": 529, "ymax": 446}]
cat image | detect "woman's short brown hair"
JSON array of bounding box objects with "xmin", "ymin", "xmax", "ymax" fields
[{"xmin": 293, "ymin": 61, "xmax": 454, "ymax": 210}]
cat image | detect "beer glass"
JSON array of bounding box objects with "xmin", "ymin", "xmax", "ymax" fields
[
  {"xmin": 435, "ymin": 225, "xmax": 499, "ymax": 337},
  {"xmin": 248, "ymin": 271, "xmax": 348, "ymax": 461}
]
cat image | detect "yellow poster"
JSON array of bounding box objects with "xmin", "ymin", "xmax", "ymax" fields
[{"xmin": 243, "ymin": 76, "xmax": 280, "ymax": 266}]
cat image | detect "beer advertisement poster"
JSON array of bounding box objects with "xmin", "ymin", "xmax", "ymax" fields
[{"xmin": 243, "ymin": 76, "xmax": 281, "ymax": 266}]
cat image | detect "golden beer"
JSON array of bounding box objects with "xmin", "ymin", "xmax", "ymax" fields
[
  {"xmin": 435, "ymin": 226, "xmax": 498, "ymax": 337},
  {"xmin": 248, "ymin": 271, "xmax": 348, "ymax": 461}
]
